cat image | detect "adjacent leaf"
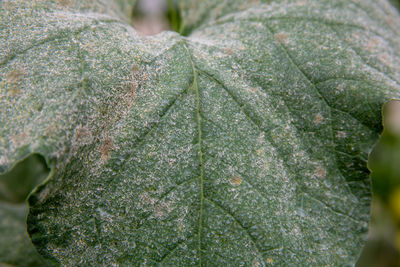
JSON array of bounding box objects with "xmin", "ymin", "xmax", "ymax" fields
[
  {"xmin": 1, "ymin": 0, "xmax": 400, "ymax": 265},
  {"xmin": 0, "ymin": 154, "xmax": 49, "ymax": 266},
  {"xmin": 0, "ymin": 154, "xmax": 49, "ymax": 203},
  {"xmin": 0, "ymin": 202, "xmax": 45, "ymax": 267}
]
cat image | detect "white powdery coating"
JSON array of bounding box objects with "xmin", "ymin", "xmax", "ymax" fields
[{"xmin": 1, "ymin": 0, "xmax": 400, "ymax": 266}]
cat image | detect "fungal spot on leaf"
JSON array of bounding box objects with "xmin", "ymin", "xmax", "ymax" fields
[
  {"xmin": 249, "ymin": 87, "xmax": 258, "ymax": 93},
  {"xmin": 73, "ymin": 125, "xmax": 92, "ymax": 146},
  {"xmin": 335, "ymin": 131, "xmax": 347, "ymax": 138},
  {"xmin": 131, "ymin": 64, "xmax": 140, "ymax": 73},
  {"xmin": 6, "ymin": 69, "xmax": 25, "ymax": 84},
  {"xmin": 10, "ymin": 132, "xmax": 28, "ymax": 147},
  {"xmin": 223, "ymin": 47, "xmax": 234, "ymax": 55},
  {"xmin": 385, "ymin": 17, "xmax": 396, "ymax": 28},
  {"xmin": 99, "ymin": 136, "xmax": 114, "ymax": 161},
  {"xmin": 229, "ymin": 176, "xmax": 242, "ymax": 186},
  {"xmin": 154, "ymin": 205, "xmax": 165, "ymax": 218},
  {"xmin": 296, "ymin": 0, "xmax": 307, "ymax": 6},
  {"xmin": 366, "ymin": 37, "xmax": 381, "ymax": 52},
  {"xmin": 336, "ymin": 83, "xmax": 345, "ymax": 94},
  {"xmin": 252, "ymin": 258, "xmax": 261, "ymax": 267},
  {"xmin": 314, "ymin": 166, "xmax": 327, "ymax": 178},
  {"xmin": 314, "ymin": 114, "xmax": 323, "ymax": 125},
  {"xmin": 275, "ymin": 32, "xmax": 288, "ymax": 44},
  {"xmin": 378, "ymin": 53, "xmax": 393, "ymax": 67},
  {"xmin": 56, "ymin": 0, "xmax": 72, "ymax": 7},
  {"xmin": 8, "ymin": 88, "xmax": 21, "ymax": 96}
]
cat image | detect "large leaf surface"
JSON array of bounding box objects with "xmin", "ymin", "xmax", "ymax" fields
[{"xmin": 1, "ymin": 0, "xmax": 400, "ymax": 265}]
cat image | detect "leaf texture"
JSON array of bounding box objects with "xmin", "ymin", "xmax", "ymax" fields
[{"xmin": 0, "ymin": 0, "xmax": 400, "ymax": 265}]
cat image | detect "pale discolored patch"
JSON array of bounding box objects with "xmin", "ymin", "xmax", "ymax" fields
[
  {"xmin": 223, "ymin": 47, "xmax": 234, "ymax": 55},
  {"xmin": 6, "ymin": 69, "xmax": 25, "ymax": 84},
  {"xmin": 385, "ymin": 17, "xmax": 397, "ymax": 29},
  {"xmin": 296, "ymin": 0, "xmax": 307, "ymax": 6},
  {"xmin": 275, "ymin": 32, "xmax": 289, "ymax": 44},
  {"xmin": 378, "ymin": 53, "xmax": 393, "ymax": 68},
  {"xmin": 314, "ymin": 113, "xmax": 323, "ymax": 125},
  {"xmin": 252, "ymin": 258, "xmax": 261, "ymax": 267},
  {"xmin": 366, "ymin": 37, "xmax": 381, "ymax": 52},
  {"xmin": 314, "ymin": 166, "xmax": 327, "ymax": 178},
  {"xmin": 73, "ymin": 125, "xmax": 92, "ymax": 145},
  {"xmin": 266, "ymin": 258, "xmax": 274, "ymax": 264},
  {"xmin": 249, "ymin": 87, "xmax": 258, "ymax": 93},
  {"xmin": 336, "ymin": 83, "xmax": 345, "ymax": 94},
  {"xmin": 56, "ymin": 0, "xmax": 72, "ymax": 7},
  {"xmin": 10, "ymin": 132, "xmax": 28, "ymax": 147},
  {"xmin": 154, "ymin": 205, "xmax": 165, "ymax": 218},
  {"xmin": 99, "ymin": 136, "xmax": 114, "ymax": 161},
  {"xmin": 335, "ymin": 131, "xmax": 347, "ymax": 138},
  {"xmin": 131, "ymin": 64, "xmax": 140, "ymax": 73},
  {"xmin": 229, "ymin": 176, "xmax": 242, "ymax": 186}
]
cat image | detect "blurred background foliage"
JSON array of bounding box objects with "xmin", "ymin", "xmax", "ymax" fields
[
  {"xmin": 358, "ymin": 100, "xmax": 400, "ymax": 267},
  {"xmin": 0, "ymin": 0, "xmax": 399, "ymax": 266}
]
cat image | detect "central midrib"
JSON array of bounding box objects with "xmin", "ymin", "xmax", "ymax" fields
[{"xmin": 184, "ymin": 43, "xmax": 205, "ymax": 266}]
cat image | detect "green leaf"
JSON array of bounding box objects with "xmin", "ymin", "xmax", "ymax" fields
[
  {"xmin": 1, "ymin": 0, "xmax": 400, "ymax": 265},
  {"xmin": 0, "ymin": 154, "xmax": 49, "ymax": 266},
  {"xmin": 0, "ymin": 202, "xmax": 45, "ymax": 267}
]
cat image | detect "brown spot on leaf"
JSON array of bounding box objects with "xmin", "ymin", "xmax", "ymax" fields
[
  {"xmin": 73, "ymin": 125, "xmax": 92, "ymax": 145},
  {"xmin": 131, "ymin": 64, "xmax": 140, "ymax": 73},
  {"xmin": 9, "ymin": 88, "xmax": 21, "ymax": 96},
  {"xmin": 154, "ymin": 205, "xmax": 165, "ymax": 218},
  {"xmin": 3, "ymin": 1, "xmax": 14, "ymax": 10},
  {"xmin": 100, "ymin": 136, "xmax": 114, "ymax": 161},
  {"xmin": 275, "ymin": 32, "xmax": 288, "ymax": 44},
  {"xmin": 11, "ymin": 132, "xmax": 28, "ymax": 146},
  {"xmin": 223, "ymin": 47, "xmax": 234, "ymax": 55},
  {"xmin": 252, "ymin": 258, "xmax": 261, "ymax": 267},
  {"xmin": 129, "ymin": 81, "xmax": 138, "ymax": 98},
  {"xmin": 314, "ymin": 166, "xmax": 327, "ymax": 178},
  {"xmin": 249, "ymin": 87, "xmax": 258, "ymax": 93},
  {"xmin": 366, "ymin": 38, "xmax": 380, "ymax": 52},
  {"xmin": 313, "ymin": 114, "xmax": 323, "ymax": 125},
  {"xmin": 296, "ymin": 0, "xmax": 307, "ymax": 6},
  {"xmin": 385, "ymin": 18, "xmax": 396, "ymax": 29},
  {"xmin": 378, "ymin": 53, "xmax": 393, "ymax": 67},
  {"xmin": 336, "ymin": 83, "xmax": 345, "ymax": 93},
  {"xmin": 81, "ymin": 41, "xmax": 96, "ymax": 52},
  {"xmin": 229, "ymin": 176, "xmax": 242, "ymax": 186},
  {"xmin": 6, "ymin": 69, "xmax": 25, "ymax": 84},
  {"xmin": 45, "ymin": 124, "xmax": 58, "ymax": 137},
  {"xmin": 56, "ymin": 0, "xmax": 72, "ymax": 7}
]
